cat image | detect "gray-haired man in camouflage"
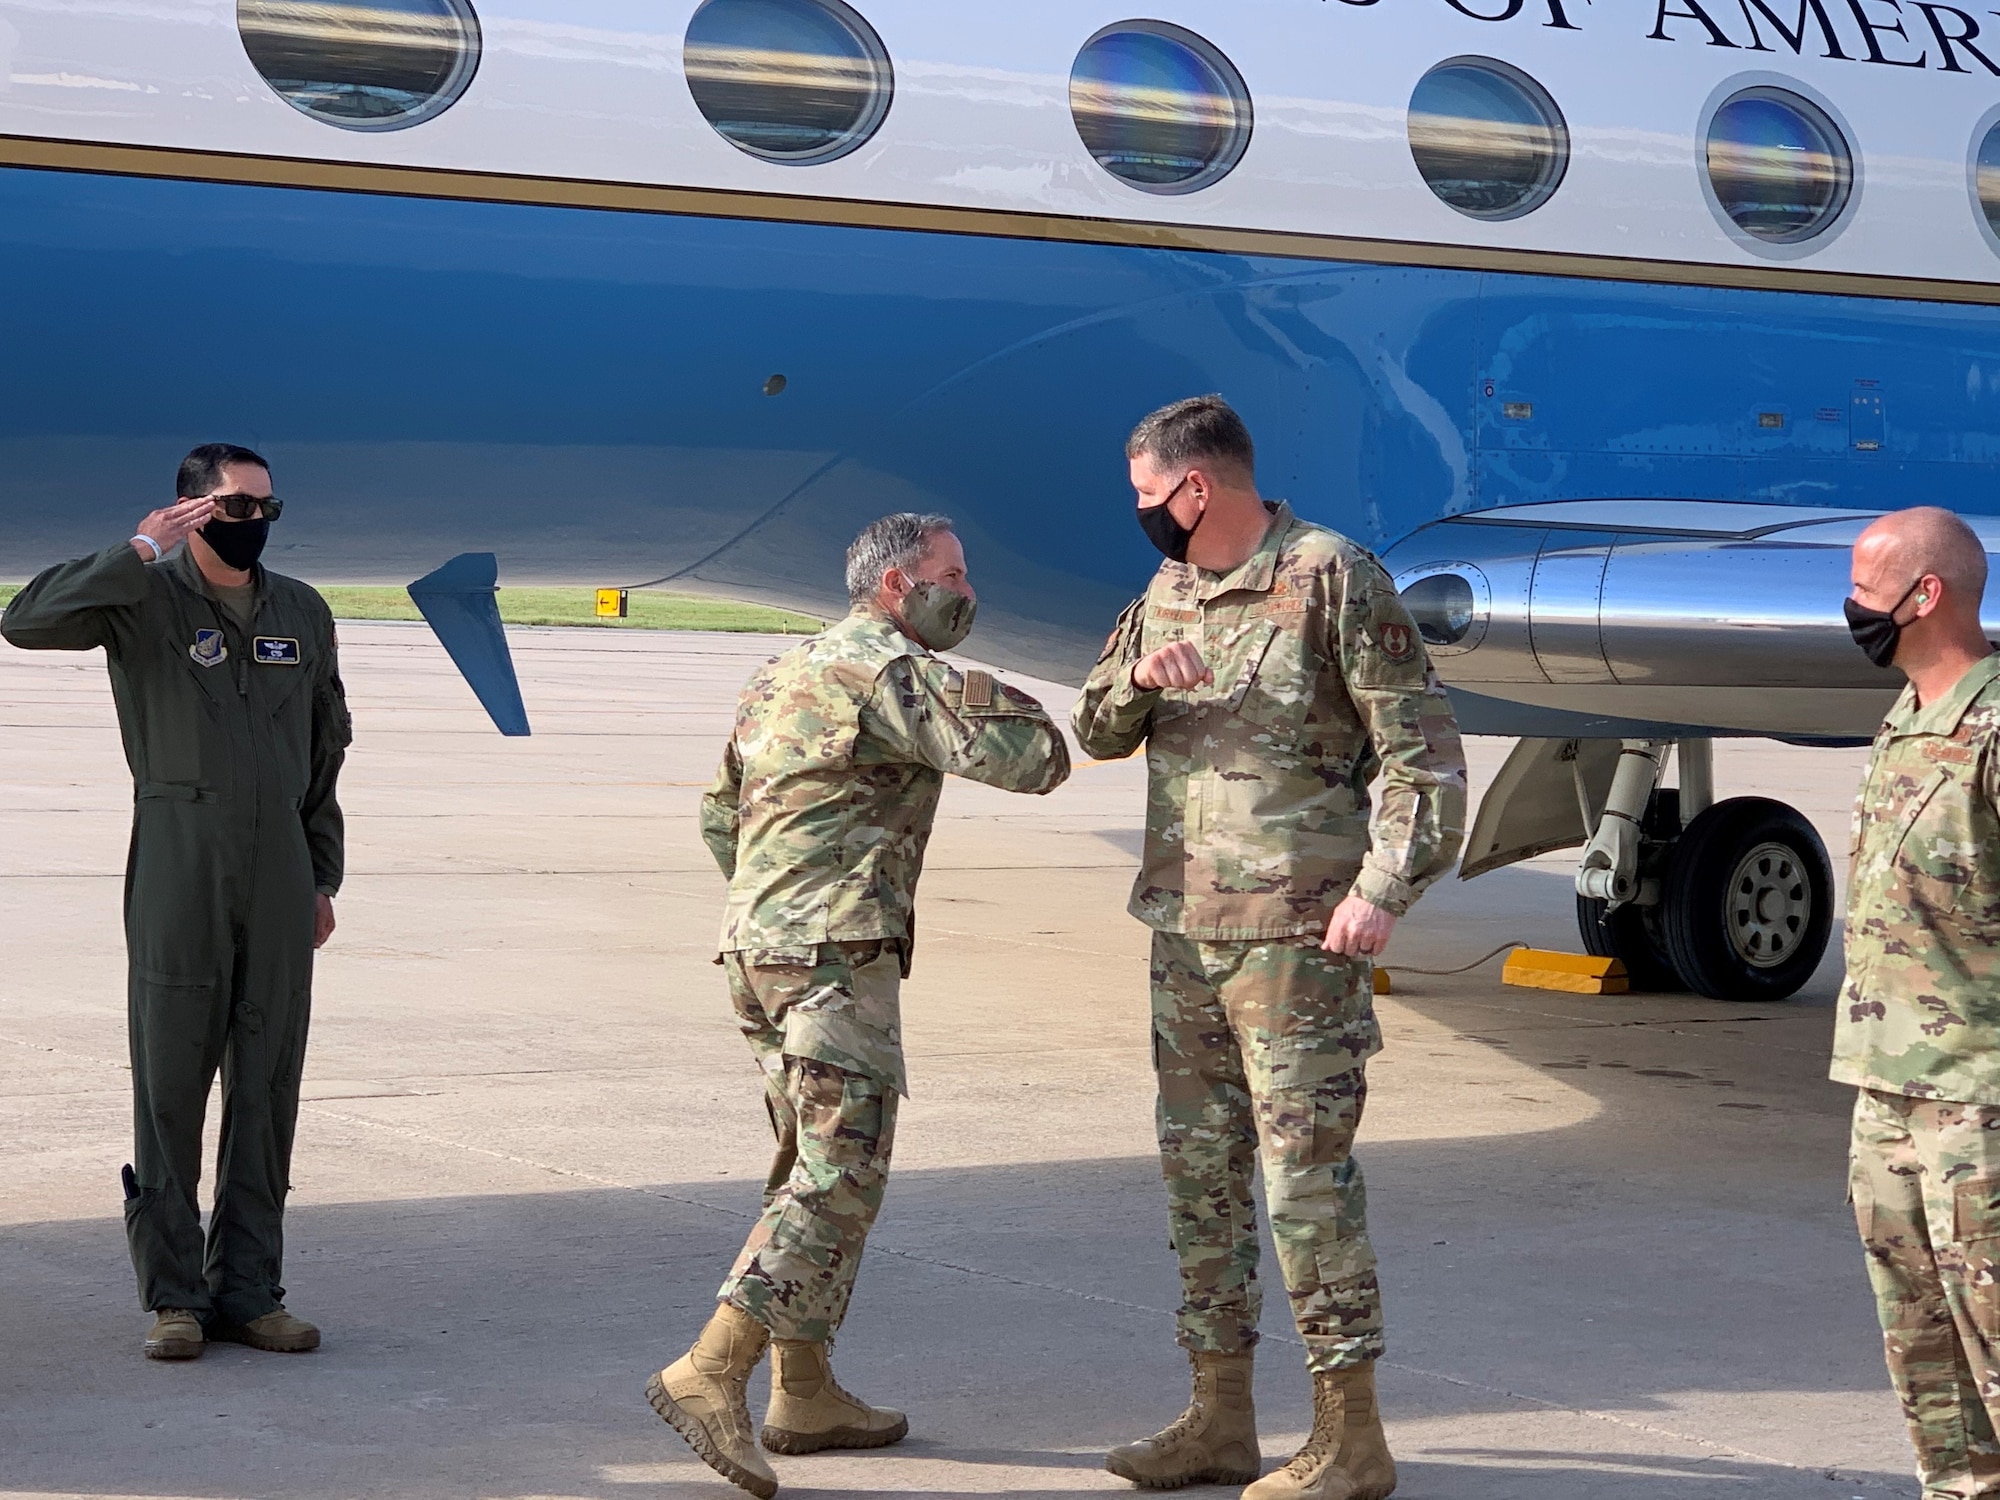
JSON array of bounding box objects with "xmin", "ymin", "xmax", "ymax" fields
[
  {"xmin": 645, "ymin": 514, "xmax": 1070, "ymax": 1499},
  {"xmin": 1838, "ymin": 506, "xmax": 2000, "ymax": 1500},
  {"xmin": 1076, "ymin": 397, "xmax": 1466, "ymax": 1500}
]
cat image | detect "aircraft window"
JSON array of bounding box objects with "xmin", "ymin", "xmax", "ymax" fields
[
  {"xmin": 1407, "ymin": 57, "xmax": 1568, "ymax": 222},
  {"xmin": 1975, "ymin": 121, "xmax": 2000, "ymax": 244},
  {"xmin": 1070, "ymin": 22, "xmax": 1252, "ymax": 195},
  {"xmin": 238, "ymin": 0, "xmax": 481, "ymax": 132},
  {"xmin": 1402, "ymin": 572, "xmax": 1477, "ymax": 648},
  {"xmin": 684, "ymin": 0, "xmax": 892, "ymax": 165},
  {"xmin": 1705, "ymin": 88, "xmax": 1852, "ymax": 245}
]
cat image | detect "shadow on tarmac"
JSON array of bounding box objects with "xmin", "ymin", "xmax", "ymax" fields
[{"xmin": 1, "ymin": 1126, "xmax": 1901, "ymax": 1499}]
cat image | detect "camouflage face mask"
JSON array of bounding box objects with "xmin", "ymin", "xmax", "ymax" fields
[{"xmin": 899, "ymin": 580, "xmax": 976, "ymax": 653}]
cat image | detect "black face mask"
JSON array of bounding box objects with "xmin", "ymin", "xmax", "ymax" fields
[
  {"xmin": 1844, "ymin": 580, "xmax": 1922, "ymax": 670},
  {"xmin": 1137, "ymin": 476, "xmax": 1201, "ymax": 562},
  {"xmin": 200, "ymin": 517, "xmax": 270, "ymax": 572}
]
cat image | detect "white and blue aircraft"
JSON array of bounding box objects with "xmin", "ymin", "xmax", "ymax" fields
[{"xmin": 5, "ymin": 0, "xmax": 1999, "ymax": 998}]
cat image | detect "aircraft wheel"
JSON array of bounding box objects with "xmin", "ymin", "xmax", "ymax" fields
[
  {"xmin": 1576, "ymin": 894, "xmax": 1680, "ymax": 991},
  {"xmin": 1660, "ymin": 797, "xmax": 1832, "ymax": 1002}
]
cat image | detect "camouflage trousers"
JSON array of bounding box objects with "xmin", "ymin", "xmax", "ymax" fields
[
  {"xmin": 717, "ymin": 943, "xmax": 901, "ymax": 1344},
  {"xmin": 1852, "ymin": 1087, "xmax": 2000, "ymax": 1499},
  {"xmin": 1150, "ymin": 931, "xmax": 1384, "ymax": 1374}
]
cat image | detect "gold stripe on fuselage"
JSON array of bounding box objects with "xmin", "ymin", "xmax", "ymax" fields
[{"xmin": 5, "ymin": 131, "xmax": 1999, "ymax": 308}]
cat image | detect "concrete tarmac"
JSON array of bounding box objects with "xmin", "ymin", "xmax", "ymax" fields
[{"xmin": 0, "ymin": 622, "xmax": 1906, "ymax": 1499}]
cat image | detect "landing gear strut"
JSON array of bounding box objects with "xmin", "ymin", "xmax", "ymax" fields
[{"xmin": 1570, "ymin": 741, "xmax": 1832, "ymax": 1000}]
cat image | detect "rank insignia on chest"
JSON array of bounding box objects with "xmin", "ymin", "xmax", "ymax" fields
[
  {"xmin": 188, "ymin": 629, "xmax": 228, "ymax": 668},
  {"xmin": 254, "ymin": 636, "xmax": 302, "ymax": 666}
]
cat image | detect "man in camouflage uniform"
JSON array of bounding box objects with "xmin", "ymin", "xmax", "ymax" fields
[
  {"xmin": 1076, "ymin": 397, "xmax": 1465, "ymax": 1500},
  {"xmin": 645, "ymin": 513, "xmax": 1070, "ymax": 1499},
  {"xmin": 1837, "ymin": 506, "xmax": 2000, "ymax": 1500}
]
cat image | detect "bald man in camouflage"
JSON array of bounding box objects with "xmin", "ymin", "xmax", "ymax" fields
[
  {"xmin": 644, "ymin": 513, "xmax": 1070, "ymax": 1499},
  {"xmin": 1840, "ymin": 506, "xmax": 2000, "ymax": 1500},
  {"xmin": 1076, "ymin": 397, "xmax": 1466, "ymax": 1500}
]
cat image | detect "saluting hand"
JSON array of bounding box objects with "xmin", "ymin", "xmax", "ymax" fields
[
  {"xmin": 1134, "ymin": 640, "xmax": 1214, "ymax": 691},
  {"xmin": 130, "ymin": 497, "xmax": 216, "ymax": 561}
]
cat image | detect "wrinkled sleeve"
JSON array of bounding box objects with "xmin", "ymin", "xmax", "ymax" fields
[
  {"xmin": 1069, "ymin": 598, "xmax": 1159, "ymax": 761},
  {"xmin": 1332, "ymin": 556, "xmax": 1468, "ymax": 917},
  {"xmin": 865, "ymin": 656, "xmax": 1070, "ymax": 794},
  {"xmin": 305, "ymin": 622, "xmax": 352, "ymax": 897},
  {"xmin": 0, "ymin": 543, "xmax": 149, "ymax": 653},
  {"xmin": 699, "ymin": 738, "xmax": 744, "ymax": 879}
]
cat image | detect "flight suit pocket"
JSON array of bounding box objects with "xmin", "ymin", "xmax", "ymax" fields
[{"xmin": 127, "ymin": 970, "xmax": 222, "ymax": 1111}]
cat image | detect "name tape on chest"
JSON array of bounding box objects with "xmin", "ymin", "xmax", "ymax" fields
[
  {"xmin": 254, "ymin": 636, "xmax": 302, "ymax": 666},
  {"xmin": 188, "ymin": 629, "xmax": 228, "ymax": 669}
]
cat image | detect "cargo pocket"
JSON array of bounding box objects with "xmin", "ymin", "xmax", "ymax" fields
[
  {"xmin": 1848, "ymin": 1167, "xmax": 1874, "ymax": 1242},
  {"xmin": 1954, "ymin": 1176, "xmax": 2000, "ymax": 1337},
  {"xmin": 1260, "ymin": 1032, "xmax": 1367, "ymax": 1170}
]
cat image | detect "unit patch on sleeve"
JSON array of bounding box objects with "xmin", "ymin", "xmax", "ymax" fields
[
  {"xmin": 1367, "ymin": 597, "xmax": 1420, "ymax": 665},
  {"xmin": 189, "ymin": 629, "xmax": 228, "ymax": 669},
  {"xmin": 253, "ymin": 636, "xmax": 302, "ymax": 666}
]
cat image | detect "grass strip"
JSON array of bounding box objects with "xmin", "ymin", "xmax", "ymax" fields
[{"xmin": 0, "ymin": 584, "xmax": 822, "ymax": 635}]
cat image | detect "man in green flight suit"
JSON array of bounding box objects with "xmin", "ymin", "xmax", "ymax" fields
[
  {"xmin": 1075, "ymin": 397, "xmax": 1466, "ymax": 1500},
  {"xmin": 645, "ymin": 512, "xmax": 1071, "ymax": 1499},
  {"xmin": 2, "ymin": 443, "xmax": 350, "ymax": 1362},
  {"xmin": 1838, "ymin": 506, "xmax": 2000, "ymax": 1500}
]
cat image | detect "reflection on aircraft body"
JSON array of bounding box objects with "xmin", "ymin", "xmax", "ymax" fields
[{"xmin": 5, "ymin": 0, "xmax": 2000, "ymax": 997}]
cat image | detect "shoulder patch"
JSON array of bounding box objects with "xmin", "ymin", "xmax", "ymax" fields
[
  {"xmin": 1367, "ymin": 592, "xmax": 1419, "ymax": 664},
  {"xmin": 961, "ymin": 669, "xmax": 995, "ymax": 710},
  {"xmin": 1376, "ymin": 619, "xmax": 1417, "ymax": 664}
]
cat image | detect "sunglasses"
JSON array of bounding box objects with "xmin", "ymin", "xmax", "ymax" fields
[{"xmin": 207, "ymin": 493, "xmax": 284, "ymax": 522}]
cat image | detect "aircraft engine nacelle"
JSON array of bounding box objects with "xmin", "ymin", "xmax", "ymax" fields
[{"xmin": 1378, "ymin": 500, "xmax": 2000, "ymax": 742}]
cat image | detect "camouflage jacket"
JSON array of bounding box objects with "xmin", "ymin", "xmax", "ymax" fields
[
  {"xmin": 702, "ymin": 606, "xmax": 1070, "ymax": 958},
  {"xmin": 1071, "ymin": 503, "xmax": 1467, "ymax": 940},
  {"xmin": 1834, "ymin": 654, "xmax": 2000, "ymax": 1105}
]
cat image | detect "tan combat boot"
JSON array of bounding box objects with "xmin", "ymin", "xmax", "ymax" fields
[
  {"xmin": 761, "ymin": 1338, "xmax": 909, "ymax": 1454},
  {"xmin": 1105, "ymin": 1349, "xmax": 1261, "ymax": 1489},
  {"xmin": 647, "ymin": 1303, "xmax": 780, "ymax": 1499},
  {"xmin": 1244, "ymin": 1362, "xmax": 1396, "ymax": 1500},
  {"xmin": 143, "ymin": 1309, "xmax": 203, "ymax": 1361},
  {"xmin": 211, "ymin": 1307, "xmax": 320, "ymax": 1353}
]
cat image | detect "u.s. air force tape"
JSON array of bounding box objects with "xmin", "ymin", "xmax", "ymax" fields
[{"xmin": 961, "ymin": 669, "xmax": 995, "ymax": 709}]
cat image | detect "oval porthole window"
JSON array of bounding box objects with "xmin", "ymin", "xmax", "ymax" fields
[
  {"xmin": 1705, "ymin": 87, "xmax": 1852, "ymax": 245},
  {"xmin": 1974, "ymin": 119, "xmax": 2000, "ymax": 245},
  {"xmin": 684, "ymin": 0, "xmax": 892, "ymax": 165},
  {"xmin": 1070, "ymin": 21, "xmax": 1252, "ymax": 195},
  {"xmin": 1403, "ymin": 572, "xmax": 1477, "ymax": 648},
  {"xmin": 1408, "ymin": 57, "xmax": 1568, "ymax": 222},
  {"xmin": 238, "ymin": 0, "xmax": 481, "ymax": 131}
]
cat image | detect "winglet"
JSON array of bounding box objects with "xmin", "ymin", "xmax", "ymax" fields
[{"xmin": 406, "ymin": 553, "xmax": 531, "ymax": 737}]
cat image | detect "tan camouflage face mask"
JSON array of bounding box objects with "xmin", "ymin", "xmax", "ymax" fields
[{"xmin": 899, "ymin": 580, "xmax": 977, "ymax": 652}]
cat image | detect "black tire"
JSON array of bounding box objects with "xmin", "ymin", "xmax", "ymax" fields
[
  {"xmin": 1660, "ymin": 797, "xmax": 1833, "ymax": 1002},
  {"xmin": 1576, "ymin": 893, "xmax": 1681, "ymax": 991}
]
